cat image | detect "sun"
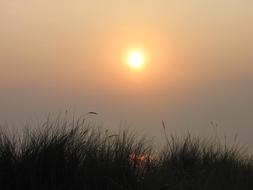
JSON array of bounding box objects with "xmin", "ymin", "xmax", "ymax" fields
[{"xmin": 128, "ymin": 50, "xmax": 144, "ymax": 69}]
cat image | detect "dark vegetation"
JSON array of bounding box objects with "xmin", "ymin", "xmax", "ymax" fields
[{"xmin": 0, "ymin": 116, "xmax": 253, "ymax": 190}]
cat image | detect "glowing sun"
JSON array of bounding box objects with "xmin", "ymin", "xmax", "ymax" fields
[{"xmin": 128, "ymin": 50, "xmax": 144, "ymax": 69}]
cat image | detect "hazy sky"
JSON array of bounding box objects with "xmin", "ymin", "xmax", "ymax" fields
[{"xmin": 0, "ymin": 1, "xmax": 253, "ymax": 146}]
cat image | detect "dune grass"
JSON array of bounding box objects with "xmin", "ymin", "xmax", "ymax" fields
[{"xmin": 0, "ymin": 116, "xmax": 252, "ymax": 190}]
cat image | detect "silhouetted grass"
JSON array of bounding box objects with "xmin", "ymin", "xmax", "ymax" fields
[{"xmin": 0, "ymin": 116, "xmax": 252, "ymax": 190}]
